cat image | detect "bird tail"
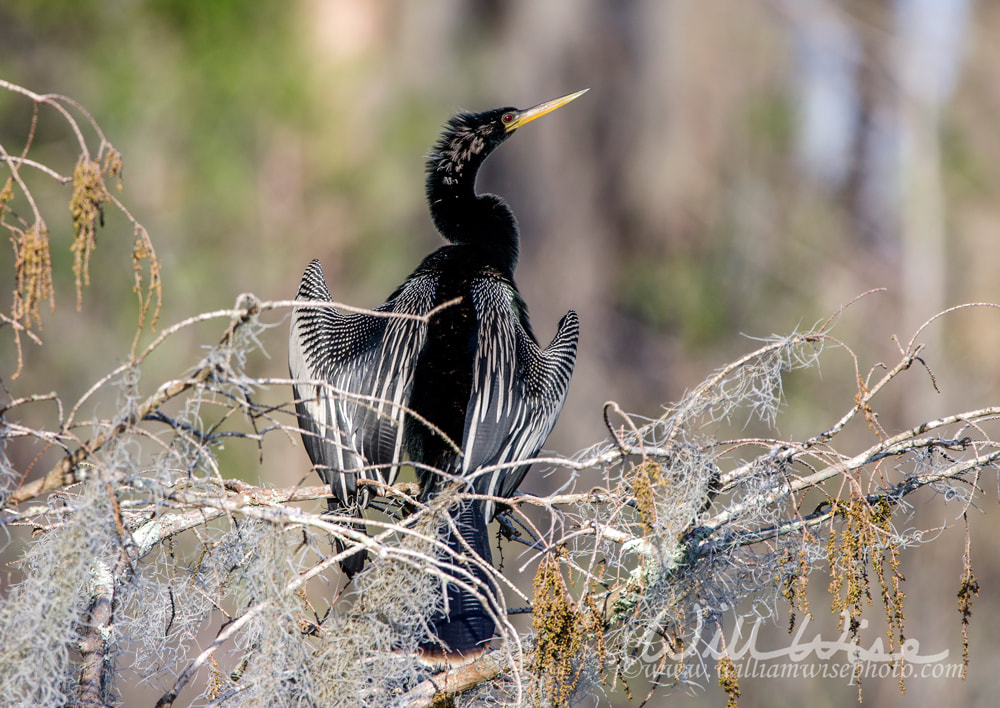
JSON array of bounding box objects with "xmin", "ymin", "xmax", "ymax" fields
[
  {"xmin": 420, "ymin": 500, "xmax": 498, "ymax": 659},
  {"xmin": 326, "ymin": 498, "xmax": 369, "ymax": 579}
]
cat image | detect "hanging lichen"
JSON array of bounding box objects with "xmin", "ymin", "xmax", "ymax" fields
[
  {"xmin": 957, "ymin": 516, "xmax": 979, "ymax": 681},
  {"xmin": 627, "ymin": 460, "xmax": 664, "ymax": 534},
  {"xmin": 717, "ymin": 655, "xmax": 740, "ymax": 708},
  {"xmin": 531, "ymin": 551, "xmax": 605, "ymax": 706},
  {"xmin": 779, "ymin": 533, "xmax": 814, "ymax": 634},
  {"xmin": 826, "ymin": 495, "xmax": 907, "ymax": 697},
  {"xmin": 11, "ymin": 218, "xmax": 54, "ymax": 329},
  {"xmin": 69, "ymin": 156, "xmax": 106, "ymax": 311}
]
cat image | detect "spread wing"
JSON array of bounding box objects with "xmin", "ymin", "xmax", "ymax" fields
[
  {"xmin": 461, "ymin": 276, "xmax": 579, "ymax": 520},
  {"xmin": 289, "ymin": 259, "xmax": 434, "ymax": 508}
]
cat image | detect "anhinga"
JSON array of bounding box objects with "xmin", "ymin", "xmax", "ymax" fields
[{"xmin": 289, "ymin": 89, "xmax": 585, "ymax": 659}]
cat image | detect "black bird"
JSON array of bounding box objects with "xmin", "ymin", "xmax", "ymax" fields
[{"xmin": 289, "ymin": 89, "xmax": 585, "ymax": 659}]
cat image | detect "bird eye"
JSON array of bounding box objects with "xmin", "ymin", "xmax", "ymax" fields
[{"xmin": 501, "ymin": 113, "xmax": 515, "ymax": 124}]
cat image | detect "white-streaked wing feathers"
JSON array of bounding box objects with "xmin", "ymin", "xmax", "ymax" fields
[
  {"xmin": 289, "ymin": 259, "xmax": 432, "ymax": 508},
  {"xmin": 462, "ymin": 276, "xmax": 579, "ymax": 519}
]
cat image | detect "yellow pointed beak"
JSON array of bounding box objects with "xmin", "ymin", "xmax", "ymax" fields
[{"xmin": 504, "ymin": 88, "xmax": 589, "ymax": 133}]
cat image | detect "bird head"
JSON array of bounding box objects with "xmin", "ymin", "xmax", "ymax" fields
[
  {"xmin": 428, "ymin": 89, "xmax": 589, "ymax": 186},
  {"xmin": 425, "ymin": 89, "xmax": 588, "ymax": 261}
]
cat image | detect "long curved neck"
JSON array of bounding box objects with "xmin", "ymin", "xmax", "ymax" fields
[{"xmin": 425, "ymin": 131, "xmax": 519, "ymax": 275}]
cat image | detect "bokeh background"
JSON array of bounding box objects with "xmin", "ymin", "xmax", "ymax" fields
[{"xmin": 3, "ymin": 1, "xmax": 999, "ymax": 706}]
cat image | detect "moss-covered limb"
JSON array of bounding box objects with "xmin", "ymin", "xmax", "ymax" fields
[
  {"xmin": 398, "ymin": 652, "xmax": 506, "ymax": 708},
  {"xmin": 9, "ymin": 296, "xmax": 262, "ymax": 504},
  {"xmin": 691, "ymin": 446, "xmax": 998, "ymax": 560},
  {"xmin": 75, "ymin": 563, "xmax": 115, "ymax": 708},
  {"xmin": 703, "ymin": 425, "xmax": 999, "ymax": 538}
]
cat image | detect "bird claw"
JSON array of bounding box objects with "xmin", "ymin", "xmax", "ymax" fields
[{"xmin": 496, "ymin": 511, "xmax": 522, "ymax": 541}]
